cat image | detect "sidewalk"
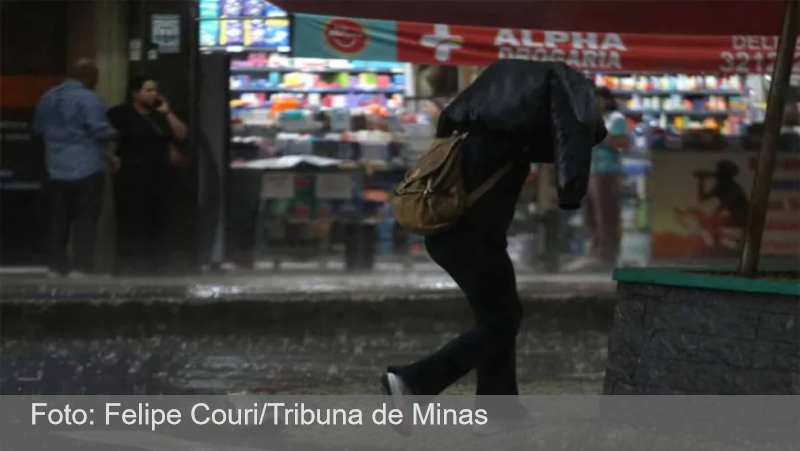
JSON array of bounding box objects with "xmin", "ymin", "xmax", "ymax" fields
[
  {"xmin": 0, "ymin": 270, "xmax": 617, "ymax": 338},
  {"xmin": 0, "ymin": 270, "xmax": 615, "ymax": 302}
]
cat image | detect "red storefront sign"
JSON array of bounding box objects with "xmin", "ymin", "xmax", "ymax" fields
[
  {"xmin": 274, "ymin": 1, "xmax": 782, "ymax": 37},
  {"xmin": 396, "ymin": 22, "xmax": 798, "ymax": 73}
]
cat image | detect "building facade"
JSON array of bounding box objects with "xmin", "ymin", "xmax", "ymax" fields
[{"xmin": 1, "ymin": 0, "xmax": 199, "ymax": 272}]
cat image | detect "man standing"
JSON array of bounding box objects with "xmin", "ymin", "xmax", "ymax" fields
[{"xmin": 33, "ymin": 58, "xmax": 116, "ymax": 278}]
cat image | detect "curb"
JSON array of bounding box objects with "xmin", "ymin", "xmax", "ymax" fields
[
  {"xmin": 0, "ymin": 278, "xmax": 618, "ymax": 337},
  {"xmin": 0, "ymin": 280, "xmax": 616, "ymax": 302},
  {"xmin": 1, "ymin": 292, "xmax": 617, "ymax": 338}
]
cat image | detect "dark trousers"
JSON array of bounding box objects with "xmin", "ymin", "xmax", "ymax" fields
[
  {"xmin": 584, "ymin": 174, "xmax": 621, "ymax": 263},
  {"xmin": 48, "ymin": 172, "xmax": 105, "ymax": 274},
  {"xmin": 389, "ymin": 153, "xmax": 530, "ymax": 416},
  {"xmin": 113, "ymin": 171, "xmax": 169, "ymax": 275}
]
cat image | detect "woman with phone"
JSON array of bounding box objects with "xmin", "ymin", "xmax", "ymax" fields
[{"xmin": 107, "ymin": 75, "xmax": 188, "ymax": 275}]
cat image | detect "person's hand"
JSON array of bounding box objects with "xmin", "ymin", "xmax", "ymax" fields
[
  {"xmin": 169, "ymin": 146, "xmax": 189, "ymax": 169},
  {"xmin": 157, "ymin": 96, "xmax": 171, "ymax": 114}
]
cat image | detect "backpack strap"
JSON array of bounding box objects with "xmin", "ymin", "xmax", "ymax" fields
[{"xmin": 466, "ymin": 161, "xmax": 514, "ymax": 206}]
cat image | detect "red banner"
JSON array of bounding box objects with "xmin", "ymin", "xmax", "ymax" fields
[{"xmin": 396, "ymin": 22, "xmax": 796, "ymax": 73}]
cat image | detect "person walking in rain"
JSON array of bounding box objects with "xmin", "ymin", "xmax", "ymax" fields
[{"xmin": 380, "ymin": 60, "xmax": 607, "ymax": 436}]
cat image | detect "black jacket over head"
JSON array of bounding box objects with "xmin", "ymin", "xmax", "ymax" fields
[{"xmin": 436, "ymin": 60, "xmax": 608, "ymax": 210}]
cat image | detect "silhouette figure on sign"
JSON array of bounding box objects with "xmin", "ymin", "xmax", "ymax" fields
[{"xmin": 675, "ymin": 160, "xmax": 750, "ymax": 249}]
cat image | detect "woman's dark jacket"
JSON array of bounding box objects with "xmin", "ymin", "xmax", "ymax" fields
[{"xmin": 437, "ymin": 60, "xmax": 608, "ymax": 210}]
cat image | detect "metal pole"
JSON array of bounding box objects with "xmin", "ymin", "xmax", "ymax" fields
[
  {"xmin": 188, "ymin": 0, "xmax": 201, "ymax": 272},
  {"xmin": 139, "ymin": 0, "xmax": 148, "ymax": 73},
  {"xmin": 738, "ymin": 0, "xmax": 800, "ymax": 277}
]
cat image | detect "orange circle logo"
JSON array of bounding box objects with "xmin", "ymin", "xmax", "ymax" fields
[{"xmin": 324, "ymin": 18, "xmax": 368, "ymax": 54}]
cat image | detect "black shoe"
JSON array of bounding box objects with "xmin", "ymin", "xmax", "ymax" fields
[{"xmin": 380, "ymin": 372, "xmax": 414, "ymax": 436}]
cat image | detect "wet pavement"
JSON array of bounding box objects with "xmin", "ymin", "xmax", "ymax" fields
[
  {"xmin": 5, "ymin": 273, "xmax": 798, "ymax": 451},
  {"xmin": 1, "ymin": 270, "xmax": 615, "ymax": 396},
  {"xmin": 1, "ymin": 322, "xmax": 608, "ymax": 395},
  {"xmin": 0, "ymin": 271, "xmax": 614, "ymax": 302},
  {"xmin": 1, "ymin": 271, "xmax": 616, "ymax": 340}
]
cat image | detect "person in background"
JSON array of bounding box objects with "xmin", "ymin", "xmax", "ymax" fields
[
  {"xmin": 107, "ymin": 75, "xmax": 188, "ymax": 275},
  {"xmin": 421, "ymin": 98, "xmax": 446, "ymax": 123},
  {"xmin": 33, "ymin": 58, "xmax": 117, "ymax": 279},
  {"xmin": 566, "ymin": 87, "xmax": 629, "ymax": 273},
  {"xmin": 780, "ymin": 103, "xmax": 800, "ymax": 151}
]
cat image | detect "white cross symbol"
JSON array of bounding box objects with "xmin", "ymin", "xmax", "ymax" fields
[{"xmin": 420, "ymin": 24, "xmax": 463, "ymax": 62}]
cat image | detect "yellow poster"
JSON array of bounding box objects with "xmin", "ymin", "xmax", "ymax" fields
[{"xmin": 649, "ymin": 151, "xmax": 800, "ymax": 260}]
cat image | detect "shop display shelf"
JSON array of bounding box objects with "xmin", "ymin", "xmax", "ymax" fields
[
  {"xmin": 201, "ymin": 46, "xmax": 291, "ymax": 53},
  {"xmin": 231, "ymin": 87, "xmax": 405, "ymax": 94},
  {"xmin": 611, "ymin": 89, "xmax": 743, "ymax": 96},
  {"xmin": 231, "ymin": 67, "xmax": 405, "ymax": 74},
  {"xmin": 621, "ymin": 108, "xmax": 744, "ymax": 116},
  {"xmin": 198, "ymin": 14, "xmax": 288, "ymax": 20}
]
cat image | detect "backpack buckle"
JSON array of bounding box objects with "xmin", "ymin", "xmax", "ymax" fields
[{"xmin": 423, "ymin": 178, "xmax": 435, "ymax": 198}]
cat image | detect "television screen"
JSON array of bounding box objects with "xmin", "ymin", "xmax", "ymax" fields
[
  {"xmin": 199, "ymin": 0, "xmax": 289, "ymax": 49},
  {"xmin": 199, "ymin": 0, "xmax": 287, "ymax": 18},
  {"xmin": 199, "ymin": 0, "xmax": 221, "ymax": 18},
  {"xmin": 204, "ymin": 18, "xmax": 289, "ymax": 48}
]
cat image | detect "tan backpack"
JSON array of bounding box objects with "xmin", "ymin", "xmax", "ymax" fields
[{"xmin": 391, "ymin": 133, "xmax": 511, "ymax": 235}]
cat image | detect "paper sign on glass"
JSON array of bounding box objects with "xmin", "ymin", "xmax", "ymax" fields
[
  {"xmin": 315, "ymin": 173, "xmax": 354, "ymax": 200},
  {"xmin": 261, "ymin": 173, "xmax": 296, "ymax": 199}
]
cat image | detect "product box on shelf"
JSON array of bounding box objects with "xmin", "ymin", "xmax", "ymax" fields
[
  {"xmin": 200, "ymin": 0, "xmax": 220, "ymax": 18},
  {"xmin": 679, "ymin": 129, "xmax": 727, "ymax": 150},
  {"xmin": 310, "ymin": 140, "xmax": 360, "ymax": 161},
  {"xmin": 200, "ymin": 21, "xmax": 220, "ymax": 47},
  {"xmin": 221, "ymin": 0, "xmax": 242, "ymax": 16}
]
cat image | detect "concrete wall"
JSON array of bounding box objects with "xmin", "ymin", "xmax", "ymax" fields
[
  {"xmin": 605, "ymin": 282, "xmax": 799, "ymax": 394},
  {"xmin": 0, "ymin": 0, "xmax": 203, "ymax": 273},
  {"xmin": 91, "ymin": 0, "xmax": 131, "ymax": 272},
  {"xmin": 61, "ymin": 0, "xmax": 131, "ymax": 272},
  {"xmin": 0, "ymin": 2, "xmax": 73, "ymax": 266}
]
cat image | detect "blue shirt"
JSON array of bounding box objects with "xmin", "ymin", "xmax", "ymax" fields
[
  {"xmin": 33, "ymin": 79, "xmax": 116, "ymax": 181},
  {"xmin": 590, "ymin": 110, "xmax": 627, "ymax": 175}
]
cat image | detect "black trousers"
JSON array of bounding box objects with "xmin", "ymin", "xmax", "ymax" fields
[
  {"xmin": 113, "ymin": 170, "xmax": 169, "ymax": 275},
  {"xmin": 48, "ymin": 172, "xmax": 105, "ymax": 274},
  {"xmin": 388, "ymin": 134, "xmax": 531, "ymax": 416}
]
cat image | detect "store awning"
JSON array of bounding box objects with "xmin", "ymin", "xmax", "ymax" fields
[
  {"xmin": 273, "ymin": 0, "xmax": 784, "ymax": 36},
  {"xmin": 291, "ymin": 12, "xmax": 790, "ymax": 73}
]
